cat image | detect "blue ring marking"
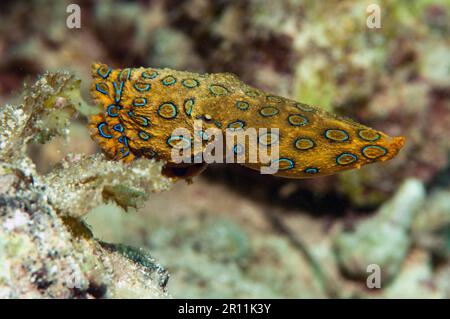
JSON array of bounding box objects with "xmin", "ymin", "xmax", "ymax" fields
[
  {"xmin": 138, "ymin": 131, "xmax": 151, "ymax": 141},
  {"xmin": 118, "ymin": 147, "xmax": 130, "ymax": 159},
  {"xmin": 97, "ymin": 122, "xmax": 112, "ymax": 138},
  {"xmin": 118, "ymin": 136, "xmax": 129, "ymax": 146},
  {"xmin": 259, "ymin": 106, "xmax": 279, "ymax": 117},
  {"xmin": 233, "ymin": 144, "xmax": 244, "ymax": 155},
  {"xmin": 214, "ymin": 121, "xmax": 222, "ymax": 128},
  {"xmin": 294, "ymin": 137, "xmax": 315, "ymax": 150},
  {"xmin": 227, "ymin": 120, "xmax": 245, "ymax": 130},
  {"xmin": 236, "ymin": 101, "xmax": 249, "ymax": 110},
  {"xmin": 107, "ymin": 104, "xmax": 122, "ymax": 117},
  {"xmin": 184, "ymin": 98, "xmax": 195, "ymax": 116},
  {"xmin": 182, "ymin": 79, "xmax": 199, "ymax": 88},
  {"xmin": 358, "ymin": 130, "xmax": 381, "ymax": 142},
  {"xmin": 294, "ymin": 102, "xmax": 314, "ymax": 112},
  {"xmin": 361, "ymin": 145, "xmax": 387, "ymax": 159},
  {"xmin": 324, "ymin": 129, "xmax": 349, "ymax": 142},
  {"xmin": 142, "ymin": 70, "xmax": 158, "ymax": 79},
  {"xmin": 113, "ymin": 123, "xmax": 124, "ymax": 133},
  {"xmin": 97, "ymin": 66, "xmax": 111, "ymax": 79},
  {"xmin": 157, "ymin": 102, "xmax": 178, "ymax": 119},
  {"xmin": 162, "ymin": 76, "xmax": 177, "ymax": 86},
  {"xmin": 336, "ymin": 153, "xmax": 358, "ymax": 165},
  {"xmin": 259, "ymin": 132, "xmax": 279, "ymax": 146},
  {"xmin": 95, "ymin": 83, "xmax": 109, "ymax": 95},
  {"xmin": 304, "ymin": 167, "xmax": 319, "ymax": 174},
  {"xmin": 139, "ymin": 116, "xmax": 149, "ymax": 127},
  {"xmin": 288, "ymin": 114, "xmax": 309, "ymax": 126},
  {"xmin": 113, "ymin": 81, "xmax": 124, "ymax": 103},
  {"xmin": 209, "ymin": 84, "xmax": 229, "ymax": 96},
  {"xmin": 128, "ymin": 112, "xmax": 149, "ymax": 127},
  {"xmin": 166, "ymin": 136, "xmax": 191, "ymax": 150},
  {"xmin": 133, "ymin": 97, "xmax": 147, "ymax": 107},
  {"xmin": 272, "ymin": 158, "xmax": 294, "ymax": 170},
  {"xmin": 119, "ymin": 68, "xmax": 131, "ymax": 81},
  {"xmin": 134, "ymin": 82, "xmax": 151, "ymax": 92}
]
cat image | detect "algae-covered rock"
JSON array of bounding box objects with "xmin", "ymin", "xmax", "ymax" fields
[
  {"xmin": 0, "ymin": 168, "xmax": 169, "ymax": 298},
  {"xmin": 384, "ymin": 249, "xmax": 443, "ymax": 298},
  {"xmin": 334, "ymin": 179, "xmax": 426, "ymax": 283},
  {"xmin": 0, "ymin": 71, "xmax": 174, "ymax": 298},
  {"xmin": 0, "ymin": 71, "xmax": 79, "ymax": 165},
  {"xmin": 43, "ymin": 153, "xmax": 172, "ymax": 218}
]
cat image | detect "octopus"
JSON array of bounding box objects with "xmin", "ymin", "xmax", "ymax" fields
[{"xmin": 89, "ymin": 63, "xmax": 405, "ymax": 179}]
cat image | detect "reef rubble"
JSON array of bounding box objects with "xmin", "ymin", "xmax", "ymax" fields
[{"xmin": 0, "ymin": 71, "xmax": 173, "ymax": 298}]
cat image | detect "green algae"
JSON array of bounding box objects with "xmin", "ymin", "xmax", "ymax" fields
[{"xmin": 0, "ymin": 71, "xmax": 174, "ymax": 298}]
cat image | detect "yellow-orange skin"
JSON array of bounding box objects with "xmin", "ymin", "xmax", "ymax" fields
[{"xmin": 89, "ymin": 63, "xmax": 405, "ymax": 178}]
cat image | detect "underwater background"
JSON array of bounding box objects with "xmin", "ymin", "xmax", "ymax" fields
[{"xmin": 0, "ymin": 0, "xmax": 449, "ymax": 298}]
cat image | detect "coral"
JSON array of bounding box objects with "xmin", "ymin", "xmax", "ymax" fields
[
  {"xmin": 384, "ymin": 250, "xmax": 441, "ymax": 298},
  {"xmin": 0, "ymin": 71, "xmax": 80, "ymax": 163},
  {"xmin": 86, "ymin": 174, "xmax": 450, "ymax": 298},
  {"xmin": 413, "ymin": 190, "xmax": 450, "ymax": 261},
  {"xmin": 334, "ymin": 179, "xmax": 426, "ymax": 283},
  {"xmin": 88, "ymin": 211, "xmax": 325, "ymax": 298},
  {"xmin": 0, "ymin": 170, "xmax": 169, "ymax": 298},
  {"xmin": 43, "ymin": 154, "xmax": 172, "ymax": 218},
  {"xmin": 0, "ymin": 71, "xmax": 174, "ymax": 298}
]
